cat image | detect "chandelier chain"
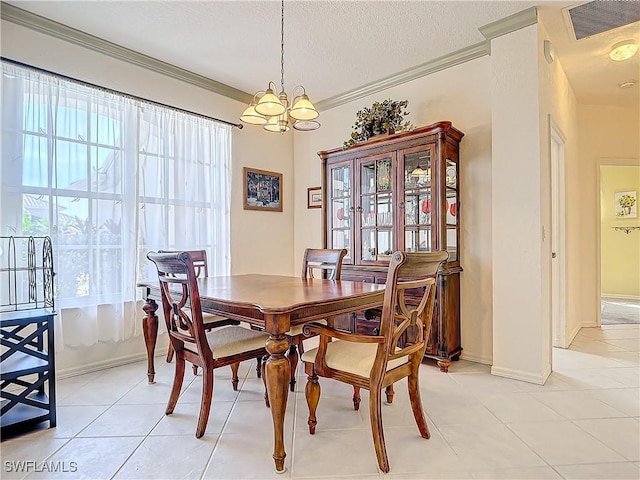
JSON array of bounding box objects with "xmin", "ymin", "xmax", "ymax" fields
[{"xmin": 280, "ymin": 0, "xmax": 285, "ymax": 93}]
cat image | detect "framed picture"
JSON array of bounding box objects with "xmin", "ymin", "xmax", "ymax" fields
[
  {"xmin": 243, "ymin": 167, "xmax": 282, "ymax": 212},
  {"xmin": 615, "ymin": 191, "xmax": 637, "ymax": 219},
  {"xmin": 307, "ymin": 187, "xmax": 322, "ymax": 209}
]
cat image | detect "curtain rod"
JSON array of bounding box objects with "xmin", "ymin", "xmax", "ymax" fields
[{"xmin": 1, "ymin": 57, "xmax": 243, "ymax": 129}]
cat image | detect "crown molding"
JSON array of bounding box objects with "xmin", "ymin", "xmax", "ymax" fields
[
  {"xmin": 316, "ymin": 41, "xmax": 490, "ymax": 111},
  {"xmin": 479, "ymin": 6, "xmax": 538, "ymax": 41},
  {"xmin": 2, "ymin": 2, "xmax": 538, "ymax": 113},
  {"xmin": 0, "ymin": 3, "xmax": 253, "ymax": 104}
]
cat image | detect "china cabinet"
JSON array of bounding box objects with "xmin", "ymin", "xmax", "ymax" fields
[{"xmin": 319, "ymin": 122, "xmax": 463, "ymax": 371}]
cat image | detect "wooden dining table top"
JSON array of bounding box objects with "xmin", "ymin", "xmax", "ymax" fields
[{"xmin": 139, "ymin": 273, "xmax": 386, "ymax": 329}]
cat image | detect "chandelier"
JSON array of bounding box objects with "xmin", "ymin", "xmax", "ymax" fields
[{"xmin": 240, "ymin": 0, "xmax": 320, "ymax": 132}]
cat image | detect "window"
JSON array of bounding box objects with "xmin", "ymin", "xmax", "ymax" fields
[{"xmin": 1, "ymin": 61, "xmax": 231, "ymax": 348}]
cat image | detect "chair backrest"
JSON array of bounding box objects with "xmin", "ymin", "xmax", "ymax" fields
[
  {"xmin": 147, "ymin": 251, "xmax": 211, "ymax": 358},
  {"xmin": 158, "ymin": 249, "xmax": 208, "ymax": 278},
  {"xmin": 301, "ymin": 248, "xmax": 348, "ymax": 280},
  {"xmin": 375, "ymin": 251, "xmax": 448, "ymax": 375}
]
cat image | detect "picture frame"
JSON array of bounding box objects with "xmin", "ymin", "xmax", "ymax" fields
[
  {"xmin": 307, "ymin": 187, "xmax": 322, "ymax": 209},
  {"xmin": 243, "ymin": 167, "xmax": 282, "ymax": 212},
  {"xmin": 615, "ymin": 190, "xmax": 637, "ymax": 219}
]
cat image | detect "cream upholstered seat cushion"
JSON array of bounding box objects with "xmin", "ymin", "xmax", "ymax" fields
[
  {"xmin": 301, "ymin": 340, "xmax": 408, "ymax": 378},
  {"xmin": 184, "ymin": 326, "xmax": 268, "ymax": 359},
  {"xmin": 286, "ymin": 319, "xmax": 327, "ymax": 336}
]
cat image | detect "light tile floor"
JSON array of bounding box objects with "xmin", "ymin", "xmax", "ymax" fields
[{"xmin": 2, "ymin": 325, "xmax": 639, "ymax": 480}]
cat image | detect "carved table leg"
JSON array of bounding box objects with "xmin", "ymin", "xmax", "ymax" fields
[
  {"xmin": 265, "ymin": 333, "xmax": 290, "ymax": 474},
  {"xmin": 142, "ymin": 298, "xmax": 159, "ymax": 384}
]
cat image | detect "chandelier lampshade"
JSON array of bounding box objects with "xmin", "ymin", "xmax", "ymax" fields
[
  {"xmin": 240, "ymin": 0, "xmax": 320, "ymax": 133},
  {"xmin": 240, "ymin": 95, "xmax": 268, "ymax": 125},
  {"xmin": 263, "ymin": 93, "xmax": 291, "ymax": 133},
  {"xmin": 255, "ymin": 86, "xmax": 286, "ymax": 117},
  {"xmin": 290, "ymin": 93, "xmax": 319, "ymax": 121}
]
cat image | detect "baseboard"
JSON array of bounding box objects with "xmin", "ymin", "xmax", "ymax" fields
[
  {"xmin": 602, "ymin": 294, "xmax": 640, "ymax": 301},
  {"xmin": 567, "ymin": 322, "xmax": 583, "ymax": 345},
  {"xmin": 491, "ymin": 364, "xmax": 550, "ymax": 385},
  {"xmin": 460, "ymin": 351, "xmax": 492, "ymax": 365},
  {"xmin": 56, "ymin": 346, "xmax": 168, "ymax": 379}
]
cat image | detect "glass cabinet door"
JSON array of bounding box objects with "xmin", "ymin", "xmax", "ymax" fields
[
  {"xmin": 402, "ymin": 147, "xmax": 434, "ymax": 253},
  {"xmin": 327, "ymin": 162, "xmax": 353, "ymax": 262},
  {"xmin": 357, "ymin": 154, "xmax": 394, "ymax": 263},
  {"xmin": 445, "ymin": 157, "xmax": 458, "ymax": 261}
]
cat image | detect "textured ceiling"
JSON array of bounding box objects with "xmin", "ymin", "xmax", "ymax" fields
[{"xmin": 3, "ymin": 1, "xmax": 639, "ymax": 107}]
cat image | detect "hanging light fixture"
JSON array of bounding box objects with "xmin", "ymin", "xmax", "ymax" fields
[{"xmin": 240, "ymin": 0, "xmax": 320, "ymax": 132}]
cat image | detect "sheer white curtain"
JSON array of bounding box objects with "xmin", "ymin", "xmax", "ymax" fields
[{"xmin": 1, "ymin": 61, "xmax": 231, "ymax": 350}]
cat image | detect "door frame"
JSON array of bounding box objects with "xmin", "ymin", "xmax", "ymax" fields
[
  {"xmin": 597, "ymin": 159, "xmax": 640, "ymax": 327},
  {"xmin": 549, "ymin": 117, "xmax": 568, "ymax": 348}
]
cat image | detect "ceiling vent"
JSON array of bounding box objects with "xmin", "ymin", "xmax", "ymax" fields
[{"xmin": 564, "ymin": 1, "xmax": 640, "ymax": 40}]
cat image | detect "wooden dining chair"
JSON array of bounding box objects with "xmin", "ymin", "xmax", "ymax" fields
[
  {"xmin": 300, "ymin": 251, "xmax": 447, "ymax": 473},
  {"xmin": 147, "ymin": 251, "xmax": 270, "ymax": 437},
  {"xmin": 159, "ymin": 249, "xmax": 263, "ymax": 390},
  {"xmin": 284, "ymin": 248, "xmax": 347, "ymax": 392}
]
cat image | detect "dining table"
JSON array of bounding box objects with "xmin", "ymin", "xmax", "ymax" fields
[{"xmin": 138, "ymin": 273, "xmax": 386, "ymax": 473}]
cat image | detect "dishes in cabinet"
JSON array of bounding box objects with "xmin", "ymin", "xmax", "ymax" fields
[{"xmin": 446, "ymin": 166, "xmax": 457, "ymax": 186}]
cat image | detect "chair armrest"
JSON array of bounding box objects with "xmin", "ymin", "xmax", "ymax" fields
[{"xmin": 303, "ymin": 322, "xmax": 384, "ymax": 344}]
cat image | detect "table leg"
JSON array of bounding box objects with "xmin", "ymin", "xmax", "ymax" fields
[
  {"xmin": 142, "ymin": 298, "xmax": 159, "ymax": 384},
  {"xmin": 265, "ymin": 333, "xmax": 290, "ymax": 474}
]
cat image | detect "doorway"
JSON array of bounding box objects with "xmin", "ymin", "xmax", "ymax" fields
[
  {"xmin": 599, "ymin": 164, "xmax": 640, "ymax": 326},
  {"xmin": 550, "ymin": 119, "xmax": 568, "ymax": 348}
]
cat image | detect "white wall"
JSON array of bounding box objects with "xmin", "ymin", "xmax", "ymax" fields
[
  {"xmin": 490, "ymin": 25, "xmax": 551, "ymax": 384},
  {"xmin": 294, "ymin": 57, "xmax": 495, "ymax": 365},
  {"xmin": 1, "ymin": 20, "xmax": 296, "ymax": 374},
  {"xmin": 536, "ymin": 20, "xmax": 581, "ymax": 349}
]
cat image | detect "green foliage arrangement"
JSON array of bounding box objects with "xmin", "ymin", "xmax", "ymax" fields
[{"xmin": 343, "ymin": 99, "xmax": 413, "ymax": 149}]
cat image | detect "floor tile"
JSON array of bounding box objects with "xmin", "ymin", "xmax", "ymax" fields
[
  {"xmin": 7, "ymin": 324, "xmax": 639, "ymax": 480},
  {"xmin": 421, "ymin": 391, "xmax": 502, "ymax": 426},
  {"xmin": 1, "ymin": 430, "xmax": 70, "ymax": 480},
  {"xmin": 507, "ymin": 420, "xmax": 625, "ymax": 466},
  {"xmin": 222, "ymin": 399, "xmax": 294, "ymax": 434},
  {"xmin": 475, "ymin": 392, "xmax": 564, "ymax": 423},
  {"xmin": 25, "ymin": 436, "xmax": 143, "ymax": 479},
  {"xmin": 530, "ymin": 390, "xmax": 627, "ymax": 419},
  {"xmin": 202, "ymin": 431, "xmax": 293, "ymax": 479},
  {"xmin": 49, "ymin": 405, "xmax": 110, "ymax": 438},
  {"xmin": 438, "ymin": 422, "xmax": 546, "ymax": 469},
  {"xmin": 150, "ymin": 401, "xmax": 234, "ymax": 436},
  {"xmin": 470, "ymin": 466, "xmax": 562, "ymax": 479},
  {"xmin": 592, "ymin": 387, "xmax": 640, "ymax": 416},
  {"xmin": 291, "ymin": 428, "xmax": 380, "ymax": 478},
  {"xmin": 380, "ymin": 426, "xmax": 467, "ymax": 476},
  {"xmin": 574, "ymin": 417, "xmax": 640, "ymax": 461},
  {"xmin": 114, "ymin": 434, "xmax": 218, "ymax": 479},
  {"xmin": 76, "ymin": 403, "xmax": 166, "ymax": 437},
  {"xmin": 57, "ymin": 382, "xmax": 134, "ymax": 406},
  {"xmin": 554, "ymin": 462, "xmax": 640, "ymax": 479}
]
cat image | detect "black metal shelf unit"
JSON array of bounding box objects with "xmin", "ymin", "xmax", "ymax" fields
[{"xmin": 1, "ymin": 236, "xmax": 56, "ymax": 434}]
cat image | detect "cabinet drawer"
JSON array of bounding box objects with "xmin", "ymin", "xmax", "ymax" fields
[{"xmin": 341, "ymin": 273, "xmax": 376, "ymax": 284}]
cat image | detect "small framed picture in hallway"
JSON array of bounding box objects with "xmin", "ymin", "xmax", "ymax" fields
[{"xmin": 615, "ymin": 191, "xmax": 637, "ymax": 219}]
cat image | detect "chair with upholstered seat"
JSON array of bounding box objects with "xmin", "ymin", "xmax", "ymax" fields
[
  {"xmin": 284, "ymin": 248, "xmax": 347, "ymax": 392},
  {"xmin": 147, "ymin": 251, "xmax": 270, "ymax": 437},
  {"xmin": 301, "ymin": 251, "xmax": 447, "ymax": 473},
  {"xmin": 160, "ymin": 249, "xmax": 263, "ymax": 390}
]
